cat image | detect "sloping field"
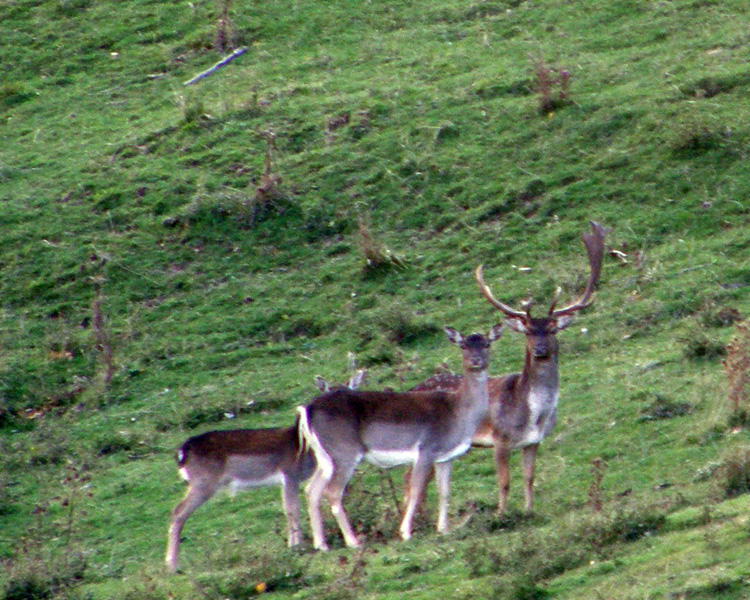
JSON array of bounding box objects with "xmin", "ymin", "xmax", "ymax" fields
[{"xmin": 1, "ymin": 1, "xmax": 749, "ymax": 598}]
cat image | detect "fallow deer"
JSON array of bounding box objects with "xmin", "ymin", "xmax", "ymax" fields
[
  {"xmin": 165, "ymin": 371, "xmax": 366, "ymax": 572},
  {"xmin": 473, "ymin": 220, "xmax": 608, "ymax": 514},
  {"xmin": 297, "ymin": 325, "xmax": 504, "ymax": 550}
]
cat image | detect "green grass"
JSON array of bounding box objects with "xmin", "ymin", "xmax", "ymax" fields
[{"xmin": 2, "ymin": 0, "xmax": 750, "ymax": 598}]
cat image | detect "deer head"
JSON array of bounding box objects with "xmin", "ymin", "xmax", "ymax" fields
[{"xmin": 475, "ymin": 221, "xmax": 608, "ymax": 359}]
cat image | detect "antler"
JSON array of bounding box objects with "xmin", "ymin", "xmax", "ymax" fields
[
  {"xmin": 549, "ymin": 221, "xmax": 608, "ymax": 317},
  {"xmin": 474, "ymin": 265, "xmax": 528, "ymax": 319}
]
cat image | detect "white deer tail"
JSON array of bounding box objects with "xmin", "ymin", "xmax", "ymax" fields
[
  {"xmin": 296, "ymin": 405, "xmax": 334, "ymax": 481},
  {"xmin": 296, "ymin": 406, "xmax": 311, "ymax": 458}
]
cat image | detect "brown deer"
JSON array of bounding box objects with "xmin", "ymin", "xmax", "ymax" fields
[
  {"xmin": 165, "ymin": 371, "xmax": 366, "ymax": 572},
  {"xmin": 406, "ymin": 223, "xmax": 606, "ymax": 515},
  {"xmin": 297, "ymin": 325, "xmax": 504, "ymax": 550},
  {"xmin": 473, "ymin": 221, "xmax": 608, "ymax": 515}
]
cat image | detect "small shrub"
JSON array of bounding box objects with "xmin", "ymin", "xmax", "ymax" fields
[
  {"xmin": 727, "ymin": 410, "xmax": 750, "ymax": 430},
  {"xmin": 215, "ymin": 0, "xmax": 235, "ymax": 52},
  {"xmin": 91, "ymin": 271, "xmax": 115, "ymax": 387},
  {"xmin": 357, "ymin": 219, "xmax": 407, "ymax": 274},
  {"xmin": 1, "ymin": 574, "xmax": 52, "ymax": 600},
  {"xmin": 533, "ymin": 57, "xmax": 571, "ymax": 114},
  {"xmin": 340, "ymin": 475, "xmax": 402, "ymax": 544},
  {"xmin": 680, "ymin": 325, "xmax": 726, "ymax": 360},
  {"xmin": 671, "ymin": 117, "xmax": 731, "ymax": 157},
  {"xmin": 724, "ymin": 320, "xmax": 750, "ymax": 414},
  {"xmin": 588, "ymin": 458, "xmax": 607, "ymax": 513},
  {"xmin": 718, "ymin": 447, "xmax": 750, "ymax": 499},
  {"xmin": 605, "ymin": 509, "xmax": 666, "ymax": 543},
  {"xmin": 246, "ymin": 131, "xmax": 285, "ymax": 221},
  {"xmin": 638, "ymin": 394, "xmax": 693, "ymax": 422}
]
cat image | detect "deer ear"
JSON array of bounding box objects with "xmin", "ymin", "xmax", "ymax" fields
[
  {"xmin": 504, "ymin": 317, "xmax": 527, "ymax": 334},
  {"xmin": 348, "ymin": 369, "xmax": 367, "ymax": 390},
  {"xmin": 488, "ymin": 324, "xmax": 505, "ymax": 343},
  {"xmin": 314, "ymin": 376, "xmax": 329, "ymax": 393},
  {"xmin": 444, "ymin": 326, "xmax": 463, "ymax": 345},
  {"xmin": 555, "ymin": 315, "xmax": 574, "ymax": 331}
]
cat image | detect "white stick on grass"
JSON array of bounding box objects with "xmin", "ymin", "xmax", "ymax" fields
[{"xmin": 183, "ymin": 47, "xmax": 247, "ymax": 86}]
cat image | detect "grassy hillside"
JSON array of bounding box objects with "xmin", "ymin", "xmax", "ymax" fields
[{"xmin": 2, "ymin": 0, "xmax": 750, "ymax": 598}]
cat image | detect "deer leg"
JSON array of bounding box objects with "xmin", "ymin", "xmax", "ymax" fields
[
  {"xmin": 402, "ymin": 467, "xmax": 412, "ymax": 506},
  {"xmin": 522, "ymin": 443, "xmax": 539, "ymax": 515},
  {"xmin": 281, "ymin": 476, "xmax": 302, "ymax": 547},
  {"xmin": 493, "ymin": 436, "xmax": 511, "ymax": 515},
  {"xmin": 400, "ymin": 457, "xmax": 432, "ymax": 540},
  {"xmin": 323, "ymin": 461, "xmax": 361, "ymax": 548},
  {"xmin": 433, "ymin": 461, "xmax": 452, "ymax": 534},
  {"xmin": 166, "ymin": 483, "xmax": 216, "ymax": 573},
  {"xmin": 402, "ymin": 465, "xmax": 430, "ymax": 516},
  {"xmin": 305, "ymin": 467, "xmax": 330, "ymax": 551}
]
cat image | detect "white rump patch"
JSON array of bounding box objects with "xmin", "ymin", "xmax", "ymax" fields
[{"xmin": 297, "ymin": 406, "xmax": 335, "ymax": 482}]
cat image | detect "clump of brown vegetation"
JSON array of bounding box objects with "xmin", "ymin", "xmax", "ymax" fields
[
  {"xmin": 90, "ymin": 255, "xmax": 115, "ymax": 387},
  {"xmin": 254, "ymin": 131, "xmax": 282, "ymax": 206},
  {"xmin": 357, "ymin": 218, "xmax": 407, "ymax": 273},
  {"xmin": 724, "ymin": 319, "xmax": 750, "ymax": 421},
  {"xmin": 215, "ymin": 0, "xmax": 235, "ymax": 52},
  {"xmin": 588, "ymin": 458, "xmax": 607, "ymax": 514},
  {"xmin": 533, "ymin": 57, "xmax": 572, "ymax": 114},
  {"xmin": 241, "ymin": 130, "xmax": 286, "ymax": 226}
]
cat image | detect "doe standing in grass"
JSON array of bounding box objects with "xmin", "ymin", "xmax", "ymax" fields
[
  {"xmin": 165, "ymin": 371, "xmax": 365, "ymax": 573},
  {"xmin": 297, "ymin": 324, "xmax": 504, "ymax": 551}
]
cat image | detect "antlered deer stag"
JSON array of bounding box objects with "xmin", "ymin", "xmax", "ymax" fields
[
  {"xmin": 473, "ymin": 221, "xmax": 608, "ymax": 515},
  {"xmin": 165, "ymin": 371, "xmax": 365, "ymax": 572},
  {"xmin": 297, "ymin": 325, "xmax": 504, "ymax": 551}
]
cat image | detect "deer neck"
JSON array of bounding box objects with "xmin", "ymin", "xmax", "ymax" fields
[
  {"xmin": 458, "ymin": 369, "xmax": 490, "ymax": 422},
  {"xmin": 523, "ymin": 351, "xmax": 559, "ymax": 395}
]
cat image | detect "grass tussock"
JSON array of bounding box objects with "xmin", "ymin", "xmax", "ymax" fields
[
  {"xmin": 717, "ymin": 447, "xmax": 750, "ymax": 499},
  {"xmin": 724, "ymin": 319, "xmax": 750, "ymax": 416},
  {"xmin": 358, "ymin": 219, "xmax": 407, "ymax": 274}
]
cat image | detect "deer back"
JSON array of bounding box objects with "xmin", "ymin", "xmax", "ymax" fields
[
  {"xmin": 305, "ymin": 387, "xmax": 479, "ymax": 459},
  {"xmin": 178, "ymin": 426, "xmax": 315, "ymax": 484}
]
